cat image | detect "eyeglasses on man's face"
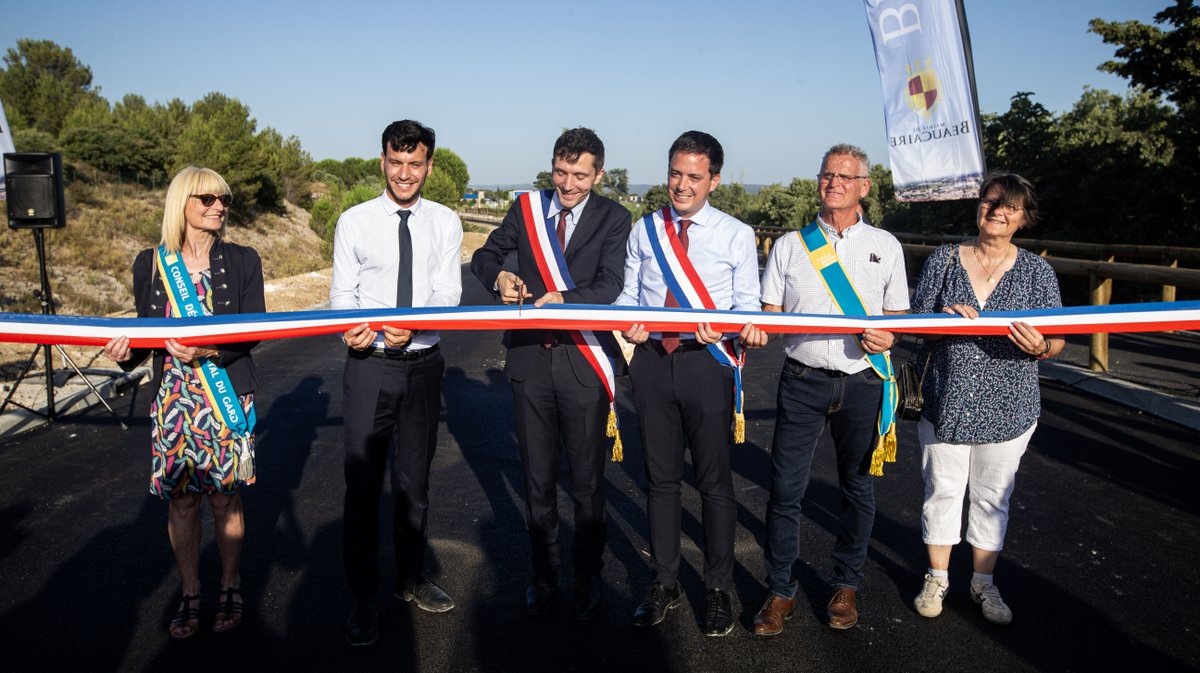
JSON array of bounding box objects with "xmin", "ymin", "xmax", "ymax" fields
[{"xmin": 817, "ymin": 172, "xmax": 867, "ymax": 184}]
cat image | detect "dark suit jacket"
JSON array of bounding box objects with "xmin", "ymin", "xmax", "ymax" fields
[
  {"xmin": 471, "ymin": 189, "xmax": 631, "ymax": 385},
  {"xmin": 120, "ymin": 240, "xmax": 265, "ymax": 395}
]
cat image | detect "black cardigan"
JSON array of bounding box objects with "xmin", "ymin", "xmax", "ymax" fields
[{"xmin": 120, "ymin": 240, "xmax": 265, "ymax": 395}]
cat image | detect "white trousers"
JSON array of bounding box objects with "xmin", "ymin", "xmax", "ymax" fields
[{"xmin": 918, "ymin": 418, "xmax": 1036, "ymax": 552}]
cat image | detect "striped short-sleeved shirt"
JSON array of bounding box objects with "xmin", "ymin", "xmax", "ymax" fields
[{"xmin": 760, "ymin": 216, "xmax": 909, "ymax": 373}]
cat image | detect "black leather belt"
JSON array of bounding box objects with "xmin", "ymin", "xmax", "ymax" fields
[
  {"xmin": 788, "ymin": 358, "xmax": 849, "ymax": 377},
  {"xmin": 363, "ymin": 343, "xmax": 440, "ymax": 360}
]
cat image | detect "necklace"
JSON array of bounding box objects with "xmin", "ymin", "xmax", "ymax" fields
[{"xmin": 972, "ymin": 240, "xmax": 1012, "ymax": 284}]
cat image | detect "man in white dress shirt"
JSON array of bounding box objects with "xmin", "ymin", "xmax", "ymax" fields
[
  {"xmin": 330, "ymin": 120, "xmax": 463, "ymax": 646},
  {"xmin": 616, "ymin": 130, "xmax": 766, "ymax": 636}
]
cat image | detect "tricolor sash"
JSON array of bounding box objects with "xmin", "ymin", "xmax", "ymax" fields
[
  {"xmin": 797, "ymin": 221, "xmax": 898, "ymax": 476},
  {"xmin": 641, "ymin": 207, "xmax": 748, "ymax": 443},
  {"xmin": 519, "ymin": 190, "xmax": 625, "ymax": 460},
  {"xmin": 156, "ymin": 246, "xmax": 257, "ymax": 483}
]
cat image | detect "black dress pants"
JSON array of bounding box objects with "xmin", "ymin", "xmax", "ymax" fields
[
  {"xmin": 511, "ymin": 345, "xmax": 610, "ymax": 580},
  {"xmin": 342, "ymin": 348, "xmax": 444, "ymax": 603},
  {"xmin": 628, "ymin": 342, "xmax": 736, "ymax": 591}
]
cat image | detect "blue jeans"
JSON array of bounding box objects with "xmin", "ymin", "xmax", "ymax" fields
[{"xmin": 764, "ymin": 359, "xmax": 882, "ymax": 597}]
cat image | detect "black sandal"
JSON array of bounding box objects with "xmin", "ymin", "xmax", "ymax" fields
[
  {"xmin": 169, "ymin": 593, "xmax": 201, "ymax": 640},
  {"xmin": 213, "ymin": 587, "xmax": 244, "ymax": 633}
]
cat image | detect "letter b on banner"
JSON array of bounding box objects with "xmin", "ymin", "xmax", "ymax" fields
[{"xmin": 879, "ymin": 3, "xmax": 922, "ymax": 43}]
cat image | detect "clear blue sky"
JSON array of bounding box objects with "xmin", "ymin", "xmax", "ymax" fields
[{"xmin": 1, "ymin": 0, "xmax": 1163, "ymax": 187}]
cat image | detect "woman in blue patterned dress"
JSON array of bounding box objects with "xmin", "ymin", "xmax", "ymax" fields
[
  {"xmin": 908, "ymin": 172, "xmax": 1064, "ymax": 626},
  {"xmin": 103, "ymin": 167, "xmax": 264, "ymax": 639}
]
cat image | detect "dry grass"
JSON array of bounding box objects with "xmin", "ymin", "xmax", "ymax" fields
[{"xmin": 0, "ymin": 184, "xmax": 325, "ymax": 317}]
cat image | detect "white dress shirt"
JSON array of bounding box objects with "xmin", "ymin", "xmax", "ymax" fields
[
  {"xmin": 760, "ymin": 214, "xmax": 909, "ymax": 373},
  {"xmin": 615, "ymin": 202, "xmax": 759, "ymax": 338},
  {"xmin": 329, "ymin": 193, "xmax": 464, "ymax": 349}
]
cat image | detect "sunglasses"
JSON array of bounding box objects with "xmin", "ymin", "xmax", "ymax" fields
[{"xmin": 191, "ymin": 194, "xmax": 233, "ymax": 207}]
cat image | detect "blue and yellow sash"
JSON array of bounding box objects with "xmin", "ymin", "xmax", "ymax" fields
[
  {"xmin": 156, "ymin": 246, "xmax": 257, "ymax": 482},
  {"xmin": 797, "ymin": 222, "xmax": 898, "ymax": 476}
]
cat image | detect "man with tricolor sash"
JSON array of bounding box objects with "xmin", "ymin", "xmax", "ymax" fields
[
  {"xmin": 753, "ymin": 144, "xmax": 909, "ymax": 636},
  {"xmin": 471, "ymin": 128, "xmax": 631, "ymax": 621},
  {"xmin": 616, "ymin": 131, "xmax": 767, "ymax": 636}
]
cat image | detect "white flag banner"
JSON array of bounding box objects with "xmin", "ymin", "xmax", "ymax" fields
[
  {"xmin": 864, "ymin": 0, "xmax": 985, "ymax": 201},
  {"xmin": 0, "ymin": 98, "xmax": 14, "ymax": 200}
]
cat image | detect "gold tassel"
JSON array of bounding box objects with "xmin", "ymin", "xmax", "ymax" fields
[
  {"xmin": 733, "ymin": 392, "xmax": 746, "ymax": 444},
  {"xmin": 607, "ymin": 406, "xmax": 623, "ymax": 462},
  {"xmin": 883, "ymin": 424, "xmax": 897, "ymax": 464},
  {"xmin": 869, "ymin": 436, "xmax": 885, "ymax": 477}
]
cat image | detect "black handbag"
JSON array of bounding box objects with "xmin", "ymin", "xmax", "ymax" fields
[
  {"xmin": 896, "ymin": 350, "xmax": 932, "ymax": 421},
  {"xmin": 896, "ymin": 246, "xmax": 956, "ymax": 421}
]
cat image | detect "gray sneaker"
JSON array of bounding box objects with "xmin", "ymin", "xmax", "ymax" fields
[
  {"xmin": 970, "ymin": 582, "xmax": 1013, "ymax": 625},
  {"xmin": 913, "ymin": 574, "xmax": 949, "ymax": 618}
]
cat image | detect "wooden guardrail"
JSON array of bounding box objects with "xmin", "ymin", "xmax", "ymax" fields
[{"xmin": 753, "ymin": 227, "xmax": 1200, "ymax": 372}]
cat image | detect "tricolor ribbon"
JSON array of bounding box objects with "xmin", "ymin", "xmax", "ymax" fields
[{"xmin": 1, "ymin": 301, "xmax": 1197, "ymax": 348}]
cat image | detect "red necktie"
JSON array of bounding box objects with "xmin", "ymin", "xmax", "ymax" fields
[
  {"xmin": 661, "ymin": 219, "xmax": 692, "ymax": 354},
  {"xmin": 557, "ymin": 208, "xmax": 568, "ymax": 250}
]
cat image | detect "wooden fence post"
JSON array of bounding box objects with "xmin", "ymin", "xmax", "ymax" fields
[
  {"xmin": 1162, "ymin": 258, "xmax": 1178, "ymax": 303},
  {"xmin": 1089, "ymin": 268, "xmax": 1113, "ymax": 372}
]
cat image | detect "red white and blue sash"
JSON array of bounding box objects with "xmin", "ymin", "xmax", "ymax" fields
[
  {"xmin": 519, "ymin": 190, "xmax": 625, "ymax": 458},
  {"xmin": 640, "ymin": 207, "xmax": 748, "ymax": 441}
]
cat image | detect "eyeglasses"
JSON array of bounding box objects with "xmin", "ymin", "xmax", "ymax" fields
[
  {"xmin": 191, "ymin": 194, "xmax": 233, "ymax": 207},
  {"xmin": 818, "ymin": 172, "xmax": 867, "ymax": 184},
  {"xmin": 979, "ymin": 199, "xmax": 1022, "ymax": 215}
]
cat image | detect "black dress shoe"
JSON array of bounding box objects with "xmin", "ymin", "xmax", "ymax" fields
[
  {"xmin": 525, "ymin": 576, "xmax": 558, "ymax": 616},
  {"xmin": 345, "ymin": 602, "xmax": 378, "ymax": 647},
  {"xmin": 703, "ymin": 588, "xmax": 735, "ymax": 636},
  {"xmin": 573, "ymin": 575, "xmax": 604, "ymax": 621},
  {"xmin": 631, "ymin": 583, "xmax": 681, "ymax": 627},
  {"xmin": 396, "ymin": 576, "xmax": 455, "ymax": 613}
]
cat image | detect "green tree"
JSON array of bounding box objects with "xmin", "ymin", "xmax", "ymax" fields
[
  {"xmin": 533, "ymin": 170, "xmax": 553, "ymax": 190},
  {"xmin": 421, "ymin": 168, "xmax": 460, "ymax": 206},
  {"xmin": 638, "ymin": 184, "xmax": 670, "ymax": 217},
  {"xmin": 432, "ymin": 147, "xmax": 469, "ymax": 202},
  {"xmin": 1090, "ymin": 0, "xmax": 1200, "ymax": 241},
  {"xmin": 600, "ymin": 167, "xmax": 629, "ymax": 197},
  {"xmin": 173, "ymin": 92, "xmax": 276, "ymax": 212},
  {"xmin": 0, "ymin": 39, "xmax": 102, "ymax": 135}
]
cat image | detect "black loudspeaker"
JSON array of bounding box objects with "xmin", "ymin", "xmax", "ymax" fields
[{"xmin": 5, "ymin": 152, "xmax": 66, "ymax": 229}]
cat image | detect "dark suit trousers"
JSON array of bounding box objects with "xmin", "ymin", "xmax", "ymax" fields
[
  {"xmin": 342, "ymin": 348, "xmax": 444, "ymax": 603},
  {"xmin": 512, "ymin": 345, "xmax": 610, "ymax": 580},
  {"xmin": 628, "ymin": 342, "xmax": 736, "ymax": 591}
]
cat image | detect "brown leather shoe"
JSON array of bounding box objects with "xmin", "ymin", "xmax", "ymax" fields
[
  {"xmin": 826, "ymin": 587, "xmax": 858, "ymax": 629},
  {"xmin": 753, "ymin": 595, "xmax": 795, "ymax": 636}
]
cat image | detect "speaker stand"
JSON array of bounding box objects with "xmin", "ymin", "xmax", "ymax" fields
[{"xmin": 0, "ymin": 228, "xmax": 128, "ymax": 430}]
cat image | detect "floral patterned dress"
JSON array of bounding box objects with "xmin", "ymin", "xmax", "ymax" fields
[{"xmin": 148, "ymin": 269, "xmax": 255, "ymax": 498}]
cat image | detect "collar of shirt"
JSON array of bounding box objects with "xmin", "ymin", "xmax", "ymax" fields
[
  {"xmin": 550, "ymin": 190, "xmax": 589, "ymax": 221},
  {"xmin": 816, "ymin": 212, "xmax": 864, "ymax": 239},
  {"xmin": 669, "ymin": 201, "xmax": 713, "ymax": 228},
  {"xmin": 381, "ymin": 193, "xmax": 424, "ymax": 218}
]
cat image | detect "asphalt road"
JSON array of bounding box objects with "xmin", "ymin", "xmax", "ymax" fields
[{"xmin": 0, "ymin": 268, "xmax": 1197, "ymax": 673}]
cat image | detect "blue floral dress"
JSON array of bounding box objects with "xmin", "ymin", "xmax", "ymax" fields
[{"xmin": 911, "ymin": 244, "xmax": 1062, "ymax": 444}]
